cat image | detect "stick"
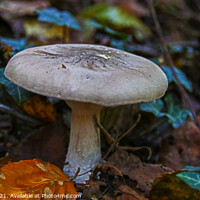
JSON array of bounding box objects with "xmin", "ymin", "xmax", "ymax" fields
[{"xmin": 147, "ymin": 0, "xmax": 199, "ymax": 127}]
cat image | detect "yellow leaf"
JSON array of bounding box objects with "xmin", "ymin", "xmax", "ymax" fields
[
  {"xmin": 21, "ymin": 95, "xmax": 57, "ymax": 122},
  {"xmin": 24, "ymin": 20, "xmax": 67, "ymax": 41}
]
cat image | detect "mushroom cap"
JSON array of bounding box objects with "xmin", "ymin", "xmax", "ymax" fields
[{"xmin": 5, "ymin": 44, "xmax": 168, "ymax": 106}]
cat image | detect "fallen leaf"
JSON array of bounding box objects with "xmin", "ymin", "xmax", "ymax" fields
[
  {"xmin": 149, "ymin": 170, "xmax": 200, "ymax": 200},
  {"xmin": 16, "ymin": 119, "xmax": 66, "ymax": 169},
  {"xmin": 117, "ymin": 194, "xmax": 139, "ymax": 200},
  {"xmin": 177, "ymin": 171, "xmax": 200, "ymax": 191},
  {"xmin": 159, "ymin": 121, "xmax": 200, "ymax": 169},
  {"xmin": 21, "ymin": 95, "xmax": 57, "ymax": 122},
  {"xmin": 98, "ymin": 163, "xmax": 123, "ymax": 177},
  {"xmin": 103, "ymin": 194, "xmax": 115, "ymax": 200},
  {"xmin": 115, "ymin": 185, "xmax": 148, "ymax": 200},
  {"xmin": 0, "ymin": 159, "xmax": 78, "ymax": 200},
  {"xmin": 107, "ymin": 150, "xmax": 173, "ymax": 194}
]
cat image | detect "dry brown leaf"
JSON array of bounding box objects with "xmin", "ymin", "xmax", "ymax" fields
[
  {"xmin": 107, "ymin": 150, "xmax": 173, "ymax": 194},
  {"xmin": 16, "ymin": 119, "xmax": 66, "ymax": 168},
  {"xmin": 159, "ymin": 121, "xmax": 200, "ymax": 170},
  {"xmin": 99, "ymin": 163, "xmax": 123, "ymax": 177},
  {"xmin": 149, "ymin": 171, "xmax": 200, "ymax": 200},
  {"xmin": 117, "ymin": 194, "xmax": 139, "ymax": 200},
  {"xmin": 0, "ymin": 159, "xmax": 78, "ymax": 200},
  {"xmin": 114, "ymin": 185, "xmax": 148, "ymax": 200},
  {"xmin": 117, "ymin": 185, "xmax": 148, "ymax": 200},
  {"xmin": 21, "ymin": 95, "xmax": 57, "ymax": 122}
]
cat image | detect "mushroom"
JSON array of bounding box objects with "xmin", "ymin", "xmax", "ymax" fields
[{"xmin": 4, "ymin": 44, "xmax": 168, "ymax": 183}]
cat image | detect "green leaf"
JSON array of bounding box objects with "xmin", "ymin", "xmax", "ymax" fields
[
  {"xmin": 183, "ymin": 166, "xmax": 200, "ymax": 172},
  {"xmin": 0, "ymin": 37, "xmax": 27, "ymax": 51},
  {"xmin": 109, "ymin": 39, "xmax": 125, "ymax": 50},
  {"xmin": 176, "ymin": 172, "xmax": 200, "ymax": 191},
  {"xmin": 150, "ymin": 171, "xmax": 200, "ymax": 200},
  {"xmin": 140, "ymin": 99, "xmax": 166, "ymax": 118},
  {"xmin": 140, "ymin": 95, "xmax": 193, "ymax": 128},
  {"xmin": 164, "ymin": 95, "xmax": 193, "ymax": 128},
  {"xmin": 79, "ymin": 4, "xmax": 151, "ymax": 39},
  {"xmin": 0, "ymin": 68, "xmax": 32, "ymax": 105},
  {"xmin": 37, "ymin": 8, "xmax": 81, "ymax": 30},
  {"xmin": 85, "ymin": 20, "xmax": 131, "ymax": 40},
  {"xmin": 161, "ymin": 66, "xmax": 192, "ymax": 92}
]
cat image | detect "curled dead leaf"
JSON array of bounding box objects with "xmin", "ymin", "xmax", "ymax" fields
[{"xmin": 0, "ymin": 159, "xmax": 78, "ymax": 200}]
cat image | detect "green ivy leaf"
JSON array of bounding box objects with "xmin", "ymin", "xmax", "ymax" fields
[
  {"xmin": 161, "ymin": 66, "xmax": 192, "ymax": 92},
  {"xmin": 37, "ymin": 8, "xmax": 81, "ymax": 30},
  {"xmin": 140, "ymin": 95, "xmax": 193, "ymax": 128},
  {"xmin": 85, "ymin": 20, "xmax": 131, "ymax": 40},
  {"xmin": 0, "ymin": 37, "xmax": 28, "ymax": 51},
  {"xmin": 164, "ymin": 95, "xmax": 193, "ymax": 128},
  {"xmin": 176, "ymin": 172, "xmax": 200, "ymax": 191},
  {"xmin": 150, "ymin": 170, "xmax": 200, "ymax": 200},
  {"xmin": 0, "ymin": 68, "xmax": 32, "ymax": 105},
  {"xmin": 109, "ymin": 39, "xmax": 125, "ymax": 50},
  {"xmin": 140, "ymin": 99, "xmax": 166, "ymax": 118},
  {"xmin": 183, "ymin": 166, "xmax": 200, "ymax": 172}
]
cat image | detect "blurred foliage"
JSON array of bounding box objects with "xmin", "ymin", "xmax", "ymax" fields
[
  {"xmin": 79, "ymin": 4, "xmax": 151, "ymax": 40},
  {"xmin": 37, "ymin": 7, "xmax": 81, "ymax": 30},
  {"xmin": 0, "ymin": 37, "xmax": 28, "ymax": 52},
  {"xmin": 161, "ymin": 66, "xmax": 192, "ymax": 92},
  {"xmin": 0, "ymin": 43, "xmax": 10, "ymax": 66},
  {"xmin": 24, "ymin": 20, "xmax": 64, "ymax": 41},
  {"xmin": 84, "ymin": 20, "xmax": 132, "ymax": 41}
]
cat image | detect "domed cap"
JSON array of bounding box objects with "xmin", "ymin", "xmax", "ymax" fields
[{"xmin": 5, "ymin": 44, "xmax": 168, "ymax": 106}]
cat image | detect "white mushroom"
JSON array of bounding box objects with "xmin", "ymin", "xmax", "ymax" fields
[{"xmin": 4, "ymin": 44, "xmax": 168, "ymax": 183}]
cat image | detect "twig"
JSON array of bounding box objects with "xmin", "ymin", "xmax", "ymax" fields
[
  {"xmin": 116, "ymin": 114, "xmax": 141, "ymax": 142},
  {"xmin": 133, "ymin": 117, "xmax": 166, "ymax": 140},
  {"xmin": 62, "ymin": 26, "xmax": 69, "ymax": 43},
  {"xmin": 117, "ymin": 145, "xmax": 152, "ymax": 160},
  {"xmin": 147, "ymin": 0, "xmax": 199, "ymax": 127},
  {"xmin": 101, "ymin": 115, "xmax": 141, "ymax": 161},
  {"xmin": 95, "ymin": 116, "xmax": 115, "ymax": 144},
  {"xmin": 69, "ymin": 167, "xmax": 80, "ymax": 180},
  {"xmin": 0, "ymin": 103, "xmax": 42, "ymax": 126}
]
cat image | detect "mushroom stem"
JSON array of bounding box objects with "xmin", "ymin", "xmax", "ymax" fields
[{"xmin": 63, "ymin": 100, "xmax": 102, "ymax": 183}]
